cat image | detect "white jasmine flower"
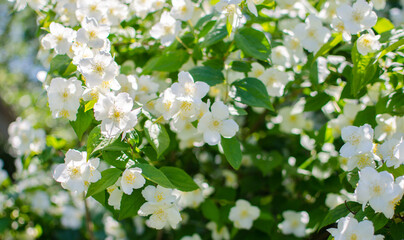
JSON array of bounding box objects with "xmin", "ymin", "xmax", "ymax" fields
[
  {"xmin": 284, "ymin": 35, "xmax": 306, "ymax": 65},
  {"xmin": 371, "ymin": 178, "xmax": 404, "ymax": 218},
  {"xmin": 104, "ymin": 216, "xmax": 126, "ymax": 239},
  {"xmin": 53, "ymin": 149, "xmax": 101, "ymax": 193},
  {"xmin": 138, "ymin": 202, "xmax": 182, "ymax": 229},
  {"xmin": 340, "ymin": 124, "xmax": 374, "ymax": 158},
  {"xmin": 378, "ymin": 138, "xmax": 401, "ymax": 169},
  {"xmin": 130, "ymin": 0, "xmax": 154, "ymax": 18},
  {"xmin": 206, "ymin": 222, "xmax": 230, "ymax": 240},
  {"xmin": 355, "ymin": 167, "xmax": 395, "ymax": 211},
  {"xmin": 76, "ymin": 0, "xmax": 107, "ymax": 23},
  {"xmin": 328, "ymin": 216, "xmax": 384, "ymax": 240},
  {"xmin": 293, "ymin": 14, "xmax": 331, "ymax": 52},
  {"xmin": 215, "ymin": 0, "xmax": 243, "ymax": 30},
  {"xmin": 197, "ymin": 101, "xmax": 239, "ymax": 145},
  {"xmin": 47, "ymin": 77, "xmax": 83, "ymax": 121},
  {"xmin": 150, "ymin": 11, "xmax": 181, "ymax": 47},
  {"xmin": 172, "ymin": 71, "xmax": 210, "ymax": 102},
  {"xmin": 371, "ymin": 0, "xmax": 386, "ymax": 10},
  {"xmin": 138, "ymin": 185, "xmax": 182, "ymax": 230},
  {"xmin": 121, "ymin": 167, "xmax": 146, "ymax": 195},
  {"xmin": 393, "ymin": 138, "xmax": 404, "ymax": 169},
  {"xmin": 278, "ymin": 210, "xmax": 309, "ymax": 237},
  {"xmin": 331, "ymin": 17, "xmax": 352, "ymax": 42},
  {"xmin": 346, "ymin": 152, "xmax": 378, "ymax": 171},
  {"xmin": 93, "ymin": 92, "xmax": 141, "ymax": 138},
  {"xmin": 357, "ymin": 31, "xmax": 381, "ymax": 55},
  {"xmin": 248, "ymin": 62, "xmax": 265, "ymax": 78},
  {"xmin": 276, "ymin": 106, "xmax": 310, "ymax": 134},
  {"xmin": 152, "ymin": 0, "xmax": 166, "ymax": 11},
  {"xmin": 222, "ymin": 169, "xmax": 238, "ymax": 188},
  {"xmin": 41, "ymin": 22, "xmax": 76, "ymax": 55},
  {"xmin": 134, "ymin": 75, "xmax": 159, "ymax": 104},
  {"xmin": 228, "ymin": 199, "xmax": 260, "ymax": 229},
  {"xmin": 375, "ymin": 114, "xmax": 397, "ymax": 141},
  {"xmin": 271, "ymin": 46, "xmax": 291, "ymax": 68},
  {"xmin": 141, "ymin": 185, "xmax": 177, "ymax": 204},
  {"xmin": 258, "ymin": 67, "xmax": 292, "ymax": 97},
  {"xmin": 116, "ymin": 74, "xmax": 138, "ymax": 100},
  {"xmin": 103, "ymin": 0, "xmax": 129, "ymax": 26},
  {"xmin": 107, "ymin": 181, "xmax": 123, "ymax": 210},
  {"xmin": 77, "ymin": 17, "xmax": 110, "ymax": 49},
  {"xmin": 8, "ymin": 118, "xmax": 46, "ymax": 156},
  {"xmin": 78, "ymin": 51, "xmax": 119, "ymax": 89},
  {"xmin": 155, "ymin": 88, "xmax": 179, "ymax": 120},
  {"xmin": 246, "ymin": 0, "xmax": 264, "ymax": 17},
  {"xmin": 337, "ymin": 0, "xmax": 377, "ymax": 34},
  {"xmin": 170, "ymin": 0, "xmax": 195, "ymax": 21}
]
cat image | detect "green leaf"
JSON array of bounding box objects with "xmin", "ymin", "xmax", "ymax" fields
[
  {"xmin": 390, "ymin": 222, "xmax": 404, "ymax": 240},
  {"xmin": 118, "ymin": 190, "xmax": 145, "ymax": 220},
  {"xmin": 201, "ymin": 199, "xmax": 220, "ymax": 222},
  {"xmin": 231, "ymin": 61, "xmax": 251, "ymax": 73},
  {"xmin": 220, "ymin": 136, "xmax": 242, "ymax": 170},
  {"xmin": 316, "ymin": 123, "xmax": 334, "ymax": 145},
  {"xmin": 142, "ymin": 50, "xmax": 189, "ymax": 74},
  {"xmin": 144, "ymin": 120, "xmax": 170, "ymax": 158},
  {"xmin": 86, "ymin": 168, "xmax": 122, "ymax": 198},
  {"xmin": 353, "ymin": 106, "xmax": 377, "ymax": 128},
  {"xmin": 87, "ymin": 126, "xmax": 130, "ymax": 156},
  {"xmin": 235, "ymin": 27, "xmax": 271, "ymax": 61},
  {"xmin": 304, "ymin": 92, "xmax": 332, "ymax": 112},
  {"xmin": 189, "ymin": 66, "xmax": 225, "ymax": 86},
  {"xmin": 312, "ymin": 34, "xmax": 342, "ymax": 64},
  {"xmin": 160, "ymin": 166, "xmax": 199, "ymax": 192},
  {"xmin": 231, "ymin": 78, "xmax": 274, "ymax": 111},
  {"xmin": 319, "ymin": 201, "xmax": 361, "ymax": 229},
  {"xmin": 69, "ymin": 105, "xmax": 94, "ymax": 141},
  {"xmin": 102, "ymin": 151, "xmax": 130, "ymax": 170},
  {"xmin": 373, "ymin": 18, "xmax": 394, "ymax": 34},
  {"xmin": 377, "ymin": 38, "xmax": 404, "ymax": 60},
  {"xmin": 49, "ymin": 55, "xmax": 72, "ymax": 76},
  {"xmin": 85, "ymin": 100, "xmax": 97, "ymax": 112},
  {"xmin": 137, "ymin": 163, "xmax": 175, "ymax": 189},
  {"xmin": 351, "ymin": 42, "xmax": 377, "ymax": 96},
  {"xmin": 200, "ymin": 25, "xmax": 228, "ymax": 48},
  {"xmin": 354, "ymin": 207, "xmax": 388, "ymax": 231},
  {"xmin": 226, "ymin": 17, "xmax": 232, "ymax": 37}
]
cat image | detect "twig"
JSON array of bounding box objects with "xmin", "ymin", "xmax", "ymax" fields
[
  {"xmin": 84, "ymin": 194, "xmax": 95, "ymax": 240},
  {"xmin": 344, "ymin": 200, "xmax": 357, "ymax": 215}
]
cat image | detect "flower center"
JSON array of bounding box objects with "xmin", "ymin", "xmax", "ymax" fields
[
  {"xmin": 155, "ymin": 193, "xmax": 164, "ymax": 202},
  {"xmin": 350, "ymin": 233, "xmax": 358, "ymax": 240},
  {"xmin": 93, "ymin": 63, "xmax": 104, "ymax": 75},
  {"xmin": 124, "ymin": 172, "xmax": 136, "ymax": 184}
]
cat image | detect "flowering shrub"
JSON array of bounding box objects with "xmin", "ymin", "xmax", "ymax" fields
[{"xmin": 1, "ymin": 0, "xmax": 404, "ymax": 239}]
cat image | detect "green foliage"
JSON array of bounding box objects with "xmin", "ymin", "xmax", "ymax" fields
[
  {"xmin": 231, "ymin": 78, "xmax": 275, "ymax": 111},
  {"xmin": 86, "ymin": 168, "xmax": 122, "ymax": 198},
  {"xmin": 160, "ymin": 167, "xmax": 199, "ymax": 191},
  {"xmin": 220, "ymin": 136, "xmax": 242, "ymax": 170},
  {"xmin": 69, "ymin": 105, "xmax": 94, "ymax": 141},
  {"xmin": 119, "ymin": 190, "xmax": 145, "ymax": 220},
  {"xmin": 235, "ymin": 27, "xmax": 271, "ymax": 61},
  {"xmin": 142, "ymin": 50, "xmax": 189, "ymax": 74},
  {"xmin": 144, "ymin": 120, "xmax": 170, "ymax": 159},
  {"xmin": 189, "ymin": 66, "xmax": 225, "ymax": 86}
]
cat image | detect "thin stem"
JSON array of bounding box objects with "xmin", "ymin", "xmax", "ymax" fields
[
  {"xmin": 176, "ymin": 36, "xmax": 192, "ymax": 52},
  {"xmin": 84, "ymin": 195, "xmax": 95, "ymax": 240},
  {"xmin": 344, "ymin": 200, "xmax": 357, "ymax": 215}
]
